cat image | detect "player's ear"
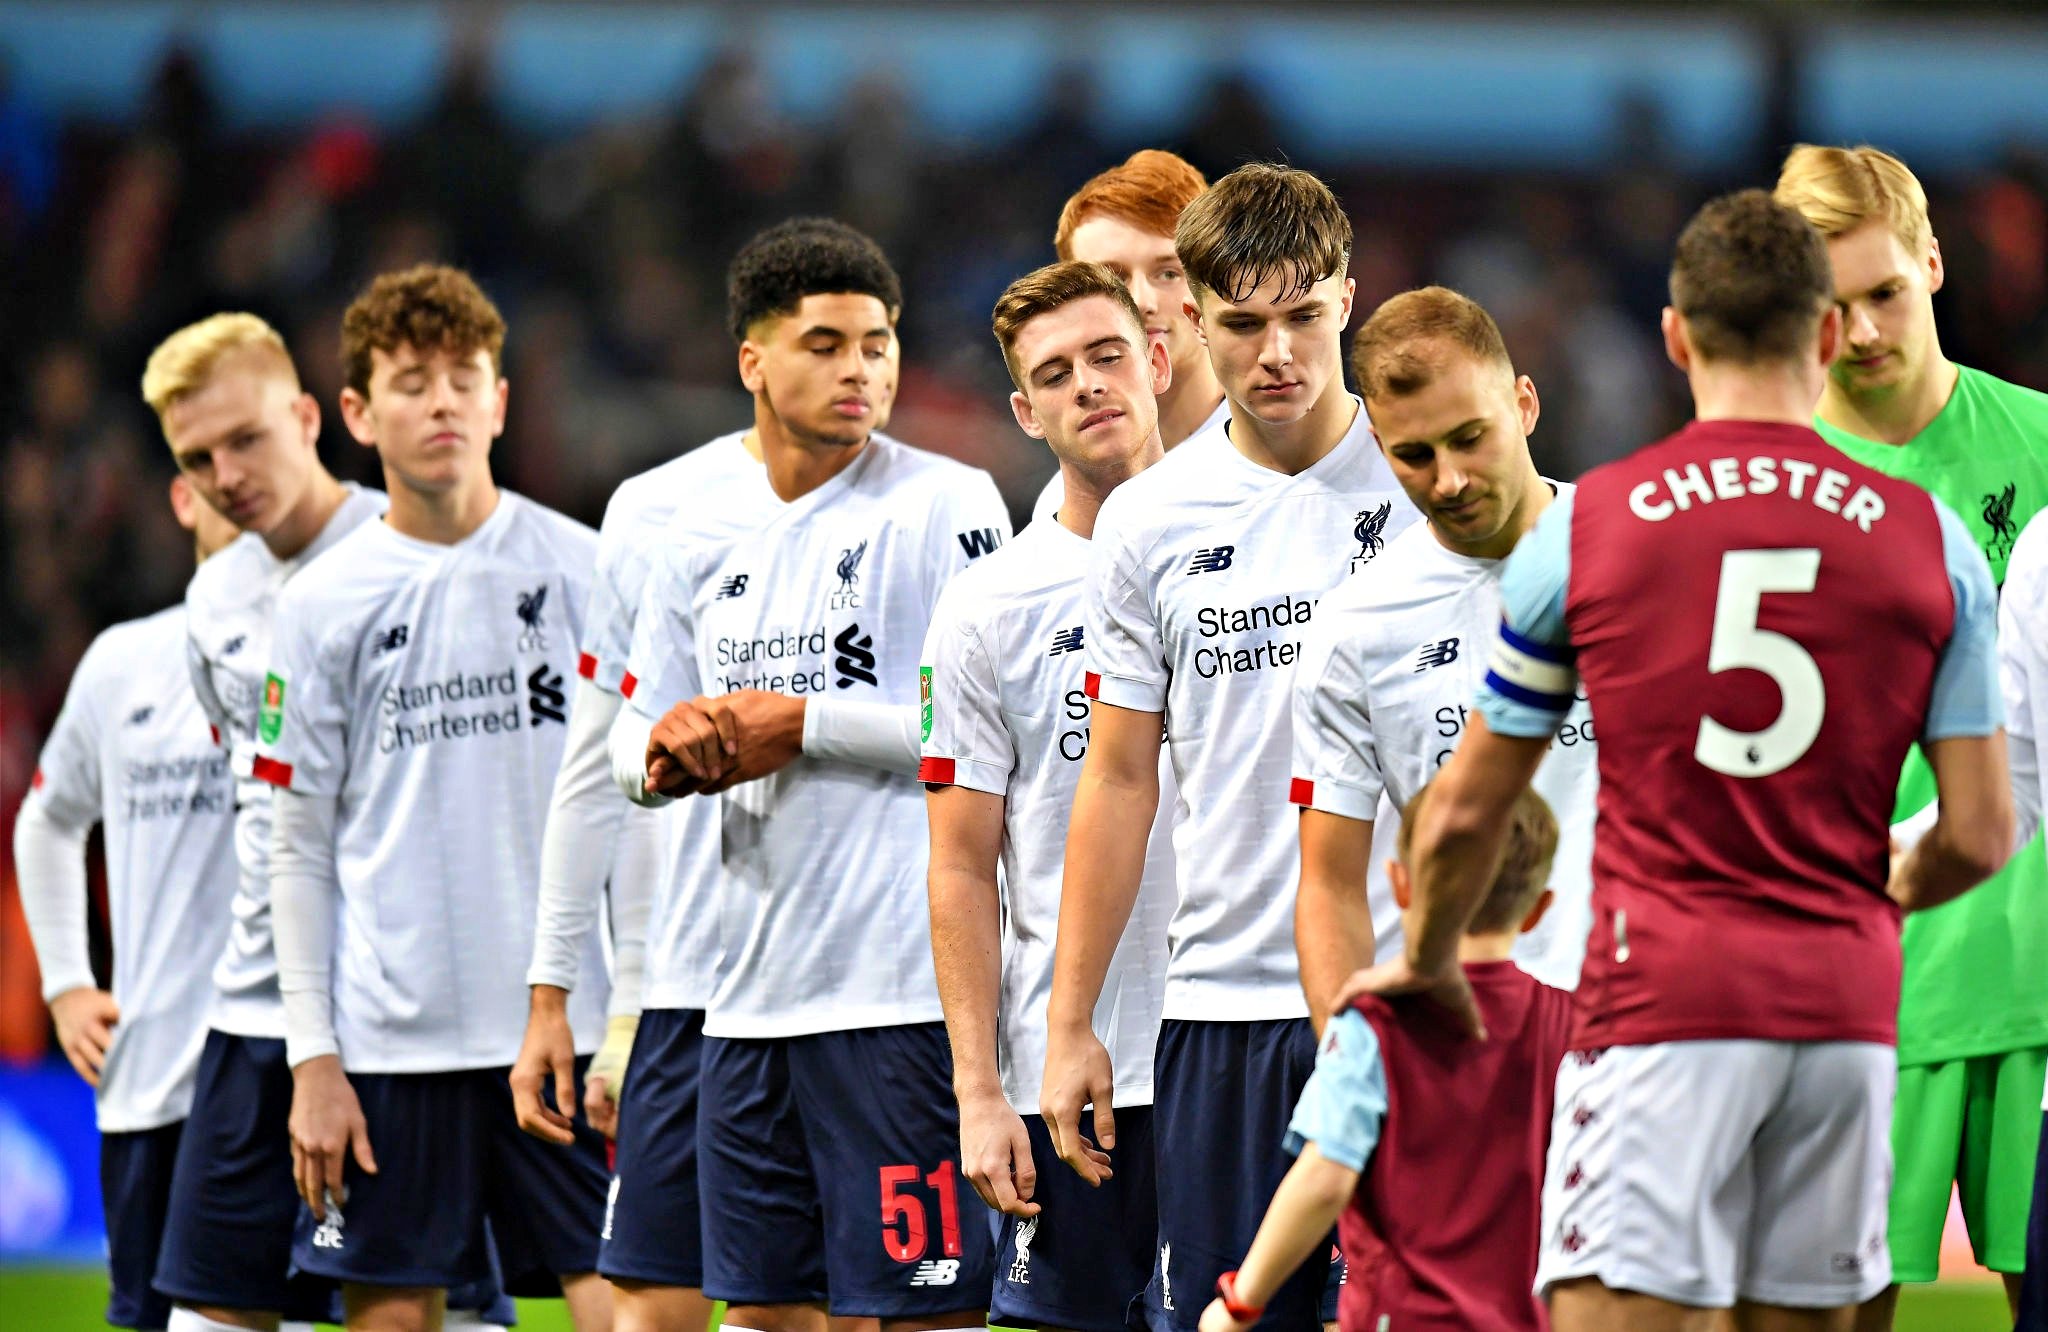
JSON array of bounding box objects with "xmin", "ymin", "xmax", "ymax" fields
[
  {"xmin": 1926, "ymin": 234, "xmax": 1945, "ymax": 296},
  {"xmin": 1183, "ymin": 297, "xmax": 1208, "ymax": 344},
  {"xmin": 1659, "ymin": 307, "xmax": 1691, "ymax": 375},
  {"xmin": 491, "ymin": 373, "xmax": 509, "ymax": 440},
  {"xmin": 1388, "ymin": 859, "xmax": 1412, "ymax": 911},
  {"xmin": 1009, "ymin": 390, "xmax": 1047, "ymax": 441},
  {"xmin": 1338, "ymin": 275, "xmax": 1357, "ymax": 330},
  {"xmin": 1519, "ymin": 889, "xmax": 1555, "ymax": 935},
  {"xmin": 338, "ymin": 386, "xmax": 378, "ymax": 450},
  {"xmin": 1515, "ymin": 373, "xmax": 1541, "ymax": 438},
  {"xmin": 1815, "ymin": 304, "xmax": 1844, "ymax": 372},
  {"xmin": 169, "ymin": 473, "xmax": 198, "ymax": 533},
  {"xmin": 736, "ymin": 338, "xmax": 766, "ymax": 395},
  {"xmin": 293, "ymin": 391, "xmax": 322, "ymax": 449},
  {"xmin": 1148, "ymin": 332, "xmax": 1172, "ymax": 396}
]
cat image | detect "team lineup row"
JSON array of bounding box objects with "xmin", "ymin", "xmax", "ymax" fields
[{"xmin": 15, "ymin": 141, "xmax": 2048, "ymax": 1332}]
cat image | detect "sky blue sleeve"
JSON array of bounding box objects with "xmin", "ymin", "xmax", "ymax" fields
[
  {"xmin": 1925, "ymin": 497, "xmax": 2003, "ymax": 741},
  {"xmin": 1477, "ymin": 491, "xmax": 1579, "ymax": 739},
  {"xmin": 1281, "ymin": 1009, "xmax": 1387, "ymax": 1173}
]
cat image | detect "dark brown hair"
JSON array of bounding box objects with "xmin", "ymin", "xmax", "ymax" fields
[
  {"xmin": 1054, "ymin": 150, "xmax": 1209, "ymax": 260},
  {"xmin": 1669, "ymin": 189, "xmax": 1834, "ymax": 364},
  {"xmin": 1398, "ymin": 781, "xmax": 1558, "ymax": 935},
  {"xmin": 1351, "ymin": 286, "xmax": 1513, "ymax": 401},
  {"xmin": 990, "ymin": 261, "xmax": 1146, "ymax": 390},
  {"xmin": 341, "ymin": 264, "xmax": 507, "ymax": 395},
  {"xmin": 1174, "ymin": 163, "xmax": 1351, "ymax": 304}
]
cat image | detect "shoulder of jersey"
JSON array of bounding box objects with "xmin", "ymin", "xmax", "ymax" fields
[
  {"xmin": 503, "ymin": 490, "xmax": 600, "ymax": 554},
  {"xmin": 83, "ymin": 603, "xmax": 188, "ymax": 674},
  {"xmin": 1967, "ymin": 364, "xmax": 2048, "ymax": 414},
  {"xmin": 1095, "ymin": 427, "xmax": 1238, "ymax": 526},
  {"xmin": 865, "ymin": 431, "xmax": 1000, "ymax": 496},
  {"xmin": 184, "ymin": 531, "xmax": 274, "ymax": 613},
  {"xmin": 937, "ymin": 521, "xmax": 1071, "ymax": 607},
  {"xmin": 600, "ymin": 435, "xmax": 752, "ymax": 538}
]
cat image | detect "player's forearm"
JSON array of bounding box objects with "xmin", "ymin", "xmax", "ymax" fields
[
  {"xmin": 604, "ymin": 806, "xmax": 659, "ymax": 1017},
  {"xmin": 1897, "ymin": 813, "xmax": 2013, "ymax": 912},
  {"xmin": 530, "ymin": 680, "xmax": 631, "ymax": 992},
  {"xmin": 1047, "ymin": 762, "xmax": 1157, "ymax": 1032},
  {"xmin": 929, "ymin": 863, "xmax": 1006, "ymax": 1100},
  {"xmin": 12, "ymin": 802, "xmax": 96, "ymax": 1000},
  {"xmin": 1296, "ymin": 868, "xmax": 1375, "ymax": 1037},
  {"xmin": 1898, "ymin": 732, "xmax": 2016, "ymax": 912},
  {"xmin": 271, "ymin": 788, "xmax": 343, "ymax": 1067},
  {"xmin": 804, "ymin": 698, "xmax": 919, "ymax": 776},
  {"xmin": 1231, "ymin": 1147, "xmax": 1359, "ymax": 1308}
]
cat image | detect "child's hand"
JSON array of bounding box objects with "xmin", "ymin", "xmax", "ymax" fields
[{"xmin": 1198, "ymin": 1296, "xmax": 1256, "ymax": 1332}]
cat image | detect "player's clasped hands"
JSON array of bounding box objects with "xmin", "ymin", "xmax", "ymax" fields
[
  {"xmin": 1040, "ymin": 1026, "xmax": 1118, "ymax": 1186},
  {"xmin": 644, "ymin": 690, "xmax": 807, "ymax": 796},
  {"xmin": 287, "ymin": 1054, "xmax": 378, "ymax": 1217}
]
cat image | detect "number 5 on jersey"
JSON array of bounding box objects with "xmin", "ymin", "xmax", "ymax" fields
[{"xmin": 1695, "ymin": 548, "xmax": 1824, "ymax": 778}]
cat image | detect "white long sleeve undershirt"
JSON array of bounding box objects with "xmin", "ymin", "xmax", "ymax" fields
[
  {"xmin": 270, "ymin": 787, "xmax": 342, "ymax": 1068},
  {"xmin": 13, "ymin": 801, "xmax": 96, "ymax": 1000}
]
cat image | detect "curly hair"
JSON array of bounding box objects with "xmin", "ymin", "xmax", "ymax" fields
[
  {"xmin": 341, "ymin": 263, "xmax": 507, "ymax": 395},
  {"xmin": 726, "ymin": 218, "xmax": 903, "ymax": 343}
]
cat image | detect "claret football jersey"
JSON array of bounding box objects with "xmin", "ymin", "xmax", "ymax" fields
[
  {"xmin": 1083, "ymin": 401, "xmax": 1419, "ymax": 1021},
  {"xmin": 623, "ymin": 434, "xmax": 1011, "ymax": 1039},
  {"xmin": 25, "ymin": 606, "xmax": 237, "ymax": 1130},
  {"xmin": 1292, "ymin": 487, "xmax": 1595, "ymax": 990},
  {"xmin": 184, "ymin": 483, "xmax": 385, "ymax": 1038},
  {"xmin": 919, "ymin": 515, "xmax": 1174, "ymax": 1109},
  {"xmin": 256, "ymin": 493, "xmax": 609, "ymax": 1072}
]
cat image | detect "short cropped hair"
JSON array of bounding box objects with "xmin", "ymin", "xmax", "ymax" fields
[
  {"xmin": 142, "ymin": 313, "xmax": 299, "ymax": 426},
  {"xmin": 1351, "ymin": 286, "xmax": 1513, "ymax": 402},
  {"xmin": 1175, "ymin": 163, "xmax": 1351, "ymax": 304},
  {"xmin": 726, "ymin": 218, "xmax": 903, "ymax": 343},
  {"xmin": 990, "ymin": 261, "xmax": 1147, "ymax": 390},
  {"xmin": 341, "ymin": 264, "xmax": 507, "ymax": 395},
  {"xmin": 1668, "ymin": 189, "xmax": 1834, "ymax": 365},
  {"xmin": 1053, "ymin": 150, "xmax": 1209, "ymax": 260},
  {"xmin": 1397, "ymin": 782, "xmax": 1558, "ymax": 935},
  {"xmin": 1774, "ymin": 143, "xmax": 1932, "ymax": 254}
]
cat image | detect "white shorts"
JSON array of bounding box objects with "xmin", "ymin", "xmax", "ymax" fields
[{"xmin": 1534, "ymin": 1039, "xmax": 1894, "ymax": 1310}]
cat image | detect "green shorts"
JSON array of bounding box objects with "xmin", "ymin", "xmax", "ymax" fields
[{"xmin": 1888, "ymin": 1045, "xmax": 2047, "ymax": 1280}]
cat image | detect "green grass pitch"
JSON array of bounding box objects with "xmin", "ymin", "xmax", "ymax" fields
[{"xmin": 0, "ymin": 1269, "xmax": 2018, "ymax": 1330}]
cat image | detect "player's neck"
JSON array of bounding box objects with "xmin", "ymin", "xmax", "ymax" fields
[
  {"xmin": 1456, "ymin": 933, "xmax": 1517, "ymax": 963},
  {"xmin": 1687, "ymin": 361, "xmax": 1828, "ymax": 431},
  {"xmin": 262, "ymin": 468, "xmax": 349, "ymax": 561},
  {"xmin": 1159, "ymin": 364, "xmax": 1224, "ymax": 451},
  {"xmin": 1226, "ymin": 384, "xmax": 1358, "ymax": 476},
  {"xmin": 1816, "ymin": 354, "xmax": 1960, "ymax": 447},
  {"xmin": 755, "ymin": 413, "xmax": 869, "ymax": 502},
  {"xmin": 384, "ymin": 468, "xmax": 501, "ymax": 545},
  {"xmin": 1056, "ymin": 433, "xmax": 1163, "ymax": 540}
]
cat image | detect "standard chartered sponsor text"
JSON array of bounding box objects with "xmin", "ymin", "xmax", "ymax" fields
[
  {"xmin": 124, "ymin": 751, "xmax": 232, "ymax": 819},
  {"xmin": 380, "ymin": 667, "xmax": 520, "ymax": 752},
  {"xmin": 1192, "ymin": 595, "xmax": 1316, "ymax": 680},
  {"xmin": 714, "ymin": 626, "xmax": 831, "ymax": 693}
]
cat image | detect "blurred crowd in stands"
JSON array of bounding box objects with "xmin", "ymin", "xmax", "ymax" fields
[{"xmin": 3, "ymin": 41, "xmax": 2048, "ymax": 1055}]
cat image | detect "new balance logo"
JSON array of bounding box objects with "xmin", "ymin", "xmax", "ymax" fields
[
  {"xmin": 372, "ymin": 624, "xmax": 409, "ymax": 655},
  {"xmin": 909, "ymin": 1259, "xmax": 960, "ymax": 1287},
  {"xmin": 1048, "ymin": 626, "xmax": 1084, "ymax": 656},
  {"xmin": 957, "ymin": 527, "xmax": 1003, "ymax": 560},
  {"xmin": 833, "ymin": 624, "xmax": 878, "ymax": 689},
  {"xmin": 127, "ymin": 705, "xmax": 155, "ymax": 726},
  {"xmin": 528, "ymin": 665, "xmax": 566, "ymax": 726},
  {"xmin": 1184, "ymin": 546, "xmax": 1234, "ymax": 575},
  {"xmin": 220, "ymin": 634, "xmax": 246, "ymax": 657},
  {"xmin": 716, "ymin": 574, "xmax": 750, "ymax": 600},
  {"xmin": 1414, "ymin": 638, "xmax": 1460, "ymax": 671}
]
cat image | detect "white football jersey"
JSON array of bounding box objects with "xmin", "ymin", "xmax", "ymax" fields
[
  {"xmin": 257, "ymin": 494, "xmax": 608, "ymax": 1072},
  {"xmin": 1290, "ymin": 495, "xmax": 1596, "ymax": 989},
  {"xmin": 1031, "ymin": 397, "xmax": 1231, "ymax": 524},
  {"xmin": 919, "ymin": 517, "xmax": 1174, "ymax": 1110},
  {"xmin": 1084, "ymin": 402, "xmax": 1420, "ymax": 1021},
  {"xmin": 624, "ymin": 435, "xmax": 1011, "ymax": 1038},
  {"xmin": 23, "ymin": 607, "xmax": 237, "ymax": 1130},
  {"xmin": 184, "ymin": 483, "xmax": 386, "ymax": 1038},
  {"xmin": 592, "ymin": 434, "xmax": 776, "ymax": 1010}
]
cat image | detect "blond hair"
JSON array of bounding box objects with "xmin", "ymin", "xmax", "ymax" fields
[
  {"xmin": 141, "ymin": 313, "xmax": 298, "ymax": 427},
  {"xmin": 1398, "ymin": 781, "xmax": 1558, "ymax": 935},
  {"xmin": 1774, "ymin": 144, "xmax": 1931, "ymax": 253}
]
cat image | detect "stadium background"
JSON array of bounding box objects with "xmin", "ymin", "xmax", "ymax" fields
[{"xmin": 0, "ymin": 1, "xmax": 2044, "ymax": 1326}]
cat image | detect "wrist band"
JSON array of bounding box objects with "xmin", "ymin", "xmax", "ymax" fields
[{"xmin": 1216, "ymin": 1270, "xmax": 1264, "ymax": 1323}]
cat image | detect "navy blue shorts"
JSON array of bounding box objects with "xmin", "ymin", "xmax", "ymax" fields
[
  {"xmin": 599, "ymin": 1007, "xmax": 706, "ymax": 1287},
  {"xmin": 990, "ymin": 1108, "xmax": 1156, "ymax": 1332},
  {"xmin": 2019, "ymin": 1108, "xmax": 2048, "ymax": 1330},
  {"xmin": 101, "ymin": 1121, "xmax": 181, "ymax": 1329},
  {"xmin": 699, "ymin": 1023, "xmax": 995, "ymax": 1316},
  {"xmin": 1147, "ymin": 1018, "xmax": 1340, "ymax": 1332},
  {"xmin": 153, "ymin": 1031, "xmax": 343, "ymax": 1321},
  {"xmin": 291, "ymin": 1059, "xmax": 610, "ymax": 1294}
]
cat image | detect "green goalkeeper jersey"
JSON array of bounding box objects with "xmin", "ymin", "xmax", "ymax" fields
[{"xmin": 1816, "ymin": 364, "xmax": 2048, "ymax": 1065}]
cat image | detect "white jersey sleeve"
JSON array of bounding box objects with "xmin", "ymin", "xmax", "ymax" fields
[
  {"xmin": 1083, "ymin": 503, "xmax": 1169, "ymax": 714},
  {"xmin": 918, "ymin": 584, "xmax": 1015, "ymax": 796},
  {"xmin": 528, "ymin": 679, "xmax": 631, "ymax": 992},
  {"xmin": 254, "ymin": 592, "xmax": 348, "ymax": 797},
  {"xmin": 17, "ymin": 641, "xmax": 109, "ymax": 1000},
  {"xmin": 622, "ymin": 541, "xmax": 705, "ymax": 722},
  {"xmin": 2003, "ymin": 510, "xmax": 2048, "ymax": 851},
  {"xmin": 1290, "ymin": 614, "xmax": 1385, "ymax": 822}
]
